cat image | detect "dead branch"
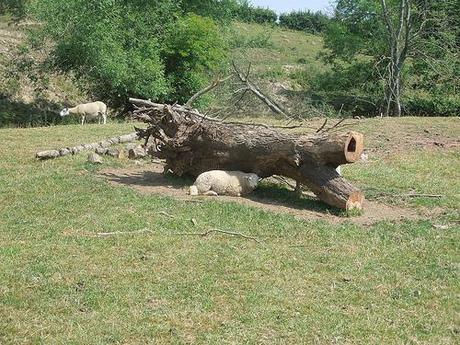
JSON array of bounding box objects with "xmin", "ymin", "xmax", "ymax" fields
[
  {"xmin": 185, "ymin": 75, "xmax": 232, "ymax": 108},
  {"xmin": 232, "ymin": 61, "xmax": 292, "ymax": 119},
  {"xmin": 175, "ymin": 228, "xmax": 262, "ymax": 244},
  {"xmin": 97, "ymin": 229, "xmax": 154, "ymax": 237}
]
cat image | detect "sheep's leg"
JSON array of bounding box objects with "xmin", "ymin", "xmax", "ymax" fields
[
  {"xmin": 81, "ymin": 116, "xmax": 85, "ymax": 125},
  {"xmin": 203, "ymin": 191, "xmax": 219, "ymax": 197},
  {"xmin": 294, "ymin": 180, "xmax": 302, "ymax": 197},
  {"xmin": 103, "ymin": 113, "xmax": 107, "ymax": 125}
]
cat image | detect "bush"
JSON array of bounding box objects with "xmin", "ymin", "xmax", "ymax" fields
[
  {"xmin": 163, "ymin": 14, "xmax": 228, "ymax": 104},
  {"xmin": 404, "ymin": 94, "xmax": 460, "ymax": 117},
  {"xmin": 279, "ymin": 10, "xmax": 329, "ymax": 33},
  {"xmin": 235, "ymin": 1, "xmax": 277, "ymax": 25},
  {"xmin": 0, "ymin": 0, "xmax": 27, "ymax": 17},
  {"xmin": 27, "ymin": 0, "xmax": 227, "ymax": 106}
]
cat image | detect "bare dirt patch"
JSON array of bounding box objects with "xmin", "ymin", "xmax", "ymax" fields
[{"xmin": 99, "ymin": 163, "xmax": 418, "ymax": 226}]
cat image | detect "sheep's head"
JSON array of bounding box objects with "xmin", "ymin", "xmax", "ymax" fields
[
  {"xmin": 245, "ymin": 173, "xmax": 260, "ymax": 190},
  {"xmin": 60, "ymin": 108, "xmax": 70, "ymax": 117}
]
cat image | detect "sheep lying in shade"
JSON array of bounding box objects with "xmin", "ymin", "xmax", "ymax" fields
[
  {"xmin": 60, "ymin": 101, "xmax": 107, "ymax": 125},
  {"xmin": 189, "ymin": 170, "xmax": 261, "ymax": 197}
]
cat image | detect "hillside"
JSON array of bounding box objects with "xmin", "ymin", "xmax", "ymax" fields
[{"xmin": 0, "ymin": 16, "xmax": 324, "ymax": 126}]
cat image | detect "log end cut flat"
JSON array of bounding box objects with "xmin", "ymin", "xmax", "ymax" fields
[
  {"xmin": 346, "ymin": 191, "xmax": 365, "ymax": 211},
  {"xmin": 344, "ymin": 132, "xmax": 364, "ymax": 163}
]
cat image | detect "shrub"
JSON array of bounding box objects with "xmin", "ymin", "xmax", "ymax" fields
[
  {"xmin": 27, "ymin": 0, "xmax": 227, "ymax": 106},
  {"xmin": 163, "ymin": 14, "xmax": 228, "ymax": 104},
  {"xmin": 235, "ymin": 1, "xmax": 277, "ymax": 25},
  {"xmin": 279, "ymin": 10, "xmax": 329, "ymax": 33}
]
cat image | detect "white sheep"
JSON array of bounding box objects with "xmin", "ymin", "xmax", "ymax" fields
[
  {"xmin": 60, "ymin": 101, "xmax": 107, "ymax": 125},
  {"xmin": 189, "ymin": 170, "xmax": 260, "ymax": 197}
]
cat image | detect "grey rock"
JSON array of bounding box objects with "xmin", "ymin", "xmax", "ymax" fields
[
  {"xmin": 128, "ymin": 146, "xmax": 146, "ymax": 159},
  {"xmin": 119, "ymin": 133, "xmax": 137, "ymax": 143},
  {"xmin": 95, "ymin": 147, "xmax": 108, "ymax": 155},
  {"xmin": 106, "ymin": 148, "xmax": 122, "ymax": 158},
  {"xmin": 109, "ymin": 137, "xmax": 120, "ymax": 144},
  {"xmin": 59, "ymin": 148, "xmax": 71, "ymax": 156},
  {"xmin": 125, "ymin": 143, "xmax": 138, "ymax": 151},
  {"xmin": 88, "ymin": 153, "xmax": 103, "ymax": 164},
  {"xmin": 99, "ymin": 140, "xmax": 112, "ymax": 148},
  {"xmin": 36, "ymin": 150, "xmax": 60, "ymax": 159},
  {"xmin": 70, "ymin": 146, "xmax": 81, "ymax": 154}
]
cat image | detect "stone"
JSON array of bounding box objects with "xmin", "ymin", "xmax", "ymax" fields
[
  {"xmin": 109, "ymin": 137, "xmax": 120, "ymax": 144},
  {"xmin": 87, "ymin": 153, "xmax": 103, "ymax": 164},
  {"xmin": 59, "ymin": 148, "xmax": 71, "ymax": 156},
  {"xmin": 70, "ymin": 146, "xmax": 81, "ymax": 154},
  {"xmin": 106, "ymin": 148, "xmax": 122, "ymax": 158},
  {"xmin": 36, "ymin": 150, "xmax": 60, "ymax": 159},
  {"xmin": 119, "ymin": 133, "xmax": 137, "ymax": 143},
  {"xmin": 99, "ymin": 140, "xmax": 112, "ymax": 148},
  {"xmin": 95, "ymin": 147, "xmax": 108, "ymax": 155},
  {"xmin": 125, "ymin": 143, "xmax": 138, "ymax": 151},
  {"xmin": 128, "ymin": 146, "xmax": 146, "ymax": 159}
]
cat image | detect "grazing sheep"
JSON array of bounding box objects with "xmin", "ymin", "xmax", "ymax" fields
[
  {"xmin": 60, "ymin": 101, "xmax": 107, "ymax": 125},
  {"xmin": 189, "ymin": 170, "xmax": 260, "ymax": 197}
]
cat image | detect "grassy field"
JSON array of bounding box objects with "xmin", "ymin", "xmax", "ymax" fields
[{"xmin": 0, "ymin": 118, "xmax": 459, "ymax": 344}]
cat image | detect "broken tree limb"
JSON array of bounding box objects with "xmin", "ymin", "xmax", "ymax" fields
[
  {"xmin": 232, "ymin": 62, "xmax": 292, "ymax": 119},
  {"xmin": 185, "ymin": 75, "xmax": 232, "ymax": 108},
  {"xmin": 131, "ymin": 99, "xmax": 365, "ymax": 210},
  {"xmin": 36, "ymin": 132, "xmax": 139, "ymax": 160}
]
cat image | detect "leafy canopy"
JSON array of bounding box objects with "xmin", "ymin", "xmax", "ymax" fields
[
  {"xmin": 27, "ymin": 0, "xmax": 229, "ymax": 104},
  {"xmin": 310, "ymin": 0, "xmax": 460, "ymax": 115}
]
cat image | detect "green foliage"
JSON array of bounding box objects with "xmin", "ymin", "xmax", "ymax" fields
[
  {"xmin": 312, "ymin": 0, "xmax": 460, "ymax": 116},
  {"xmin": 404, "ymin": 93, "xmax": 460, "ymax": 117},
  {"xmin": 163, "ymin": 14, "xmax": 228, "ymax": 103},
  {"xmin": 279, "ymin": 10, "xmax": 330, "ymax": 33},
  {"xmin": 0, "ymin": 0, "xmax": 28, "ymax": 17},
  {"xmin": 26, "ymin": 0, "xmax": 227, "ymax": 106},
  {"xmin": 180, "ymin": 0, "xmax": 240, "ymax": 21},
  {"xmin": 235, "ymin": 1, "xmax": 278, "ymax": 25}
]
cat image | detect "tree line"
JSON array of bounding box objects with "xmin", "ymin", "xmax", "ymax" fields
[
  {"xmin": 313, "ymin": 0, "xmax": 459, "ymax": 116},
  {"xmin": 1, "ymin": 0, "xmax": 458, "ymax": 125}
]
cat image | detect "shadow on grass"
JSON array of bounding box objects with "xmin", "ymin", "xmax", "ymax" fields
[
  {"xmin": 0, "ymin": 94, "xmax": 63, "ymax": 127},
  {"xmin": 250, "ymin": 182, "xmax": 343, "ymax": 216},
  {"xmin": 100, "ymin": 168, "xmax": 343, "ymax": 215}
]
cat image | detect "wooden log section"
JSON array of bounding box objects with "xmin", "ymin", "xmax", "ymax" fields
[
  {"xmin": 130, "ymin": 99, "xmax": 365, "ymax": 210},
  {"xmin": 36, "ymin": 133, "xmax": 139, "ymax": 160}
]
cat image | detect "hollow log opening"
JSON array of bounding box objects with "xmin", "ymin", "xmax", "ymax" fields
[{"xmin": 130, "ymin": 98, "xmax": 365, "ymax": 210}]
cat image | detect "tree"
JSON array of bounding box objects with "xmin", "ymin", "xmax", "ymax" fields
[
  {"xmin": 26, "ymin": 0, "xmax": 228, "ymax": 105},
  {"xmin": 319, "ymin": 0, "xmax": 459, "ymax": 116}
]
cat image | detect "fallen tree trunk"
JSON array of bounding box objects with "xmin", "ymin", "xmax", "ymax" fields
[{"xmin": 130, "ymin": 98, "xmax": 365, "ymax": 210}]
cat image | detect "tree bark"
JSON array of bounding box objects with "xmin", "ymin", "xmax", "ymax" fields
[
  {"xmin": 36, "ymin": 132, "xmax": 139, "ymax": 160},
  {"xmin": 131, "ymin": 99, "xmax": 365, "ymax": 210},
  {"xmin": 381, "ymin": 0, "xmax": 412, "ymax": 117}
]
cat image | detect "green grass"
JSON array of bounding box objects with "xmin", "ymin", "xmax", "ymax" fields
[{"xmin": 0, "ymin": 119, "xmax": 459, "ymax": 344}]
